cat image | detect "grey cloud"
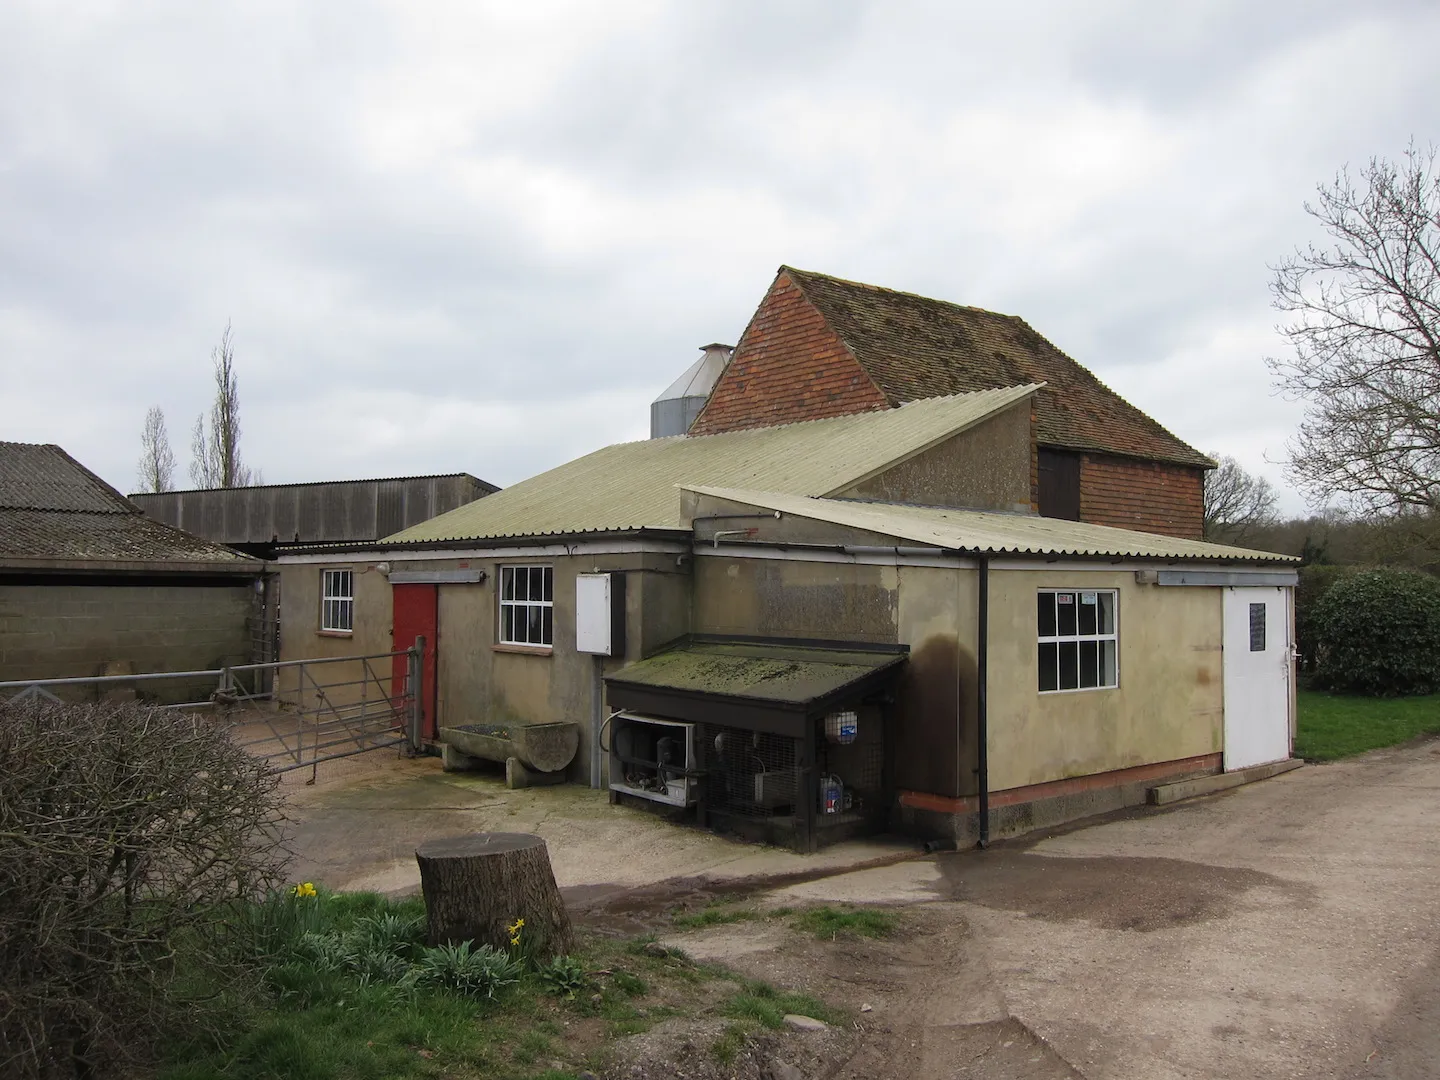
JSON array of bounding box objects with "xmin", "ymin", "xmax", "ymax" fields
[{"xmin": 1, "ymin": 0, "xmax": 1438, "ymax": 513}]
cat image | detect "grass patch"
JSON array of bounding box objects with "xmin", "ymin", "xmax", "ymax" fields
[
  {"xmin": 790, "ymin": 905, "xmax": 896, "ymax": 940},
  {"xmin": 1296, "ymin": 690, "xmax": 1440, "ymax": 761},
  {"xmin": 158, "ymin": 890, "xmax": 808, "ymax": 1080},
  {"xmin": 722, "ymin": 979, "xmax": 837, "ymax": 1029}
]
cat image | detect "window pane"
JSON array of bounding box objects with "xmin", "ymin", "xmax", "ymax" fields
[
  {"xmin": 542, "ymin": 567, "xmax": 553, "ymax": 602},
  {"xmin": 1079, "ymin": 640, "xmax": 1099, "ymax": 688},
  {"xmin": 1037, "ymin": 592, "xmax": 1056, "ymax": 638},
  {"xmin": 1038, "ymin": 642, "xmax": 1058, "ymax": 691},
  {"xmin": 542, "ymin": 605, "xmax": 553, "ymax": 645},
  {"xmin": 1249, "ymin": 603, "xmax": 1266, "ymax": 652},
  {"xmin": 1078, "ymin": 593, "xmax": 1098, "ymax": 636},
  {"xmin": 1102, "ymin": 640, "xmax": 1117, "ymax": 686},
  {"xmin": 1057, "ymin": 592, "xmax": 1077, "ymax": 637},
  {"xmin": 1098, "ymin": 592, "xmax": 1115, "ymax": 635},
  {"xmin": 501, "ymin": 567, "xmax": 514, "ymax": 601},
  {"xmin": 340, "ymin": 570, "xmax": 352, "ymax": 598},
  {"xmin": 528, "ymin": 605, "xmax": 543, "ymax": 643},
  {"xmin": 342, "ymin": 600, "xmax": 353, "ymax": 631},
  {"xmin": 1058, "ymin": 641, "xmax": 1079, "ymax": 690},
  {"xmin": 501, "ymin": 605, "xmax": 513, "ymax": 643}
]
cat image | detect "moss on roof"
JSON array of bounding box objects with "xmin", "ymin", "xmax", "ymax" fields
[
  {"xmin": 782, "ymin": 267, "xmax": 1213, "ymax": 469},
  {"xmin": 605, "ymin": 641, "xmax": 905, "ymax": 706}
]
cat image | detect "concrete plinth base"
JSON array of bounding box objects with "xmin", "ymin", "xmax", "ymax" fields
[{"xmin": 1148, "ymin": 758, "xmax": 1303, "ymax": 805}]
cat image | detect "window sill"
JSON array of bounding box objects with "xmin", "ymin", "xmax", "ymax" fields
[
  {"xmin": 317, "ymin": 629, "xmax": 354, "ymax": 638},
  {"xmin": 493, "ymin": 643, "xmax": 553, "ymax": 657}
]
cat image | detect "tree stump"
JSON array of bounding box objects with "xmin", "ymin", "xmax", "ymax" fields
[{"xmin": 415, "ymin": 832, "xmax": 573, "ymax": 958}]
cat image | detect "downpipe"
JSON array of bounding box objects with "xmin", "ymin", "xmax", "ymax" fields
[{"xmin": 977, "ymin": 556, "xmax": 990, "ymax": 849}]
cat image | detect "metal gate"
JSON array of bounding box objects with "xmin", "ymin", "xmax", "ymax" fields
[{"xmin": 0, "ymin": 639, "xmax": 426, "ymax": 781}]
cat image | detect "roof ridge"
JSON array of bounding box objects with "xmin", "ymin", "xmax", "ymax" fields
[
  {"xmin": 133, "ymin": 472, "xmax": 495, "ymax": 497},
  {"xmin": 639, "ymin": 383, "xmax": 1038, "ymax": 444},
  {"xmin": 781, "ymin": 265, "xmax": 1023, "ymax": 321}
]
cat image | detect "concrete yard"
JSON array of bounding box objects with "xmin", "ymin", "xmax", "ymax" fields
[{"xmin": 286, "ymin": 737, "xmax": 1440, "ymax": 1079}]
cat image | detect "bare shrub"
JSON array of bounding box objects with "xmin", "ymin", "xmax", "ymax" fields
[{"xmin": 0, "ymin": 700, "xmax": 290, "ymax": 1079}]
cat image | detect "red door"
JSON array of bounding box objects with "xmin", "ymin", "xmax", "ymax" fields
[{"xmin": 392, "ymin": 584, "xmax": 439, "ymax": 741}]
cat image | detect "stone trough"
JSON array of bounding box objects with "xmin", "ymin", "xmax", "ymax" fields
[{"xmin": 439, "ymin": 721, "xmax": 580, "ymax": 789}]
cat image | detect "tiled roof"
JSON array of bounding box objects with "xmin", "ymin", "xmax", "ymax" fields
[
  {"xmin": 0, "ymin": 441, "xmax": 255, "ymax": 566},
  {"xmin": 384, "ymin": 386, "xmax": 1039, "ymax": 544},
  {"xmin": 684, "ymin": 486, "xmax": 1297, "ymax": 563},
  {"xmin": 783, "ymin": 267, "xmax": 1213, "ymax": 469}
]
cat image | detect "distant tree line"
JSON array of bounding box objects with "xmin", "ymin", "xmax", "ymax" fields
[{"xmin": 135, "ymin": 320, "xmax": 258, "ymax": 493}]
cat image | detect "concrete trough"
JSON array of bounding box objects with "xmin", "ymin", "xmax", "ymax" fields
[{"xmin": 439, "ymin": 721, "xmax": 580, "ymax": 788}]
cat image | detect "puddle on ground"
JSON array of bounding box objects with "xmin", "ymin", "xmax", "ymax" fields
[{"xmin": 936, "ymin": 851, "xmax": 1310, "ymax": 932}]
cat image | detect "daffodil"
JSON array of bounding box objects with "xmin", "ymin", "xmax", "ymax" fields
[{"xmin": 292, "ymin": 882, "xmax": 317, "ymax": 899}]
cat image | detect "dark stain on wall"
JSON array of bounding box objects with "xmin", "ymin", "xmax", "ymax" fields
[
  {"xmin": 753, "ymin": 563, "xmax": 897, "ymax": 643},
  {"xmin": 893, "ymin": 633, "xmax": 979, "ymax": 797}
]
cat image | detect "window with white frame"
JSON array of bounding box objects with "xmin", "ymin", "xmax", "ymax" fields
[
  {"xmin": 1037, "ymin": 589, "xmax": 1117, "ymax": 692},
  {"xmin": 499, "ymin": 565, "xmax": 553, "ymax": 647},
  {"xmin": 321, "ymin": 569, "xmax": 354, "ymax": 633}
]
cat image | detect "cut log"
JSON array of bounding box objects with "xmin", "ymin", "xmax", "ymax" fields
[{"xmin": 415, "ymin": 832, "xmax": 573, "ymax": 958}]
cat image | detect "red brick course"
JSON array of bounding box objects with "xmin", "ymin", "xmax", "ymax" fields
[
  {"xmin": 689, "ymin": 272, "xmax": 888, "ymax": 435},
  {"xmin": 1079, "ymin": 454, "xmax": 1205, "ymax": 540}
]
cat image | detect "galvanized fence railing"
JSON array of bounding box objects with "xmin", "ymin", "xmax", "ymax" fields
[{"xmin": 0, "ymin": 639, "xmax": 425, "ymax": 782}]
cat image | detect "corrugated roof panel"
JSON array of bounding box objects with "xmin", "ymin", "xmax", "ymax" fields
[
  {"xmin": 385, "ymin": 385, "xmax": 1040, "ymax": 543},
  {"xmin": 0, "ymin": 442, "xmax": 132, "ymax": 513},
  {"xmin": 684, "ymin": 486, "xmax": 1299, "ymax": 563}
]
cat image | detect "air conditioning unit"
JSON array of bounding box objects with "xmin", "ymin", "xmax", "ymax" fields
[{"xmin": 608, "ymin": 713, "xmax": 697, "ymax": 807}]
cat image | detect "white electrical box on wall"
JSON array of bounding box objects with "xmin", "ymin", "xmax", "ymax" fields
[{"xmin": 575, "ymin": 572, "xmax": 626, "ymax": 655}]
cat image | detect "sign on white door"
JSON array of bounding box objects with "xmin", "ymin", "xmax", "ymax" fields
[{"xmin": 1222, "ymin": 586, "xmax": 1291, "ymax": 770}]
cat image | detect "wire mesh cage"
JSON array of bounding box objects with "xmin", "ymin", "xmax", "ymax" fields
[
  {"xmin": 695, "ymin": 702, "xmax": 887, "ymax": 850},
  {"xmin": 699, "ymin": 724, "xmax": 801, "ymax": 820},
  {"xmin": 814, "ymin": 704, "xmax": 885, "ymax": 830}
]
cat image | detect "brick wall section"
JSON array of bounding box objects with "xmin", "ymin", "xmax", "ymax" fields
[
  {"xmin": 1029, "ymin": 406, "xmax": 1040, "ymax": 512},
  {"xmin": 689, "ymin": 271, "xmax": 888, "ymax": 435},
  {"xmin": 1079, "ymin": 454, "xmax": 1206, "ymax": 540},
  {"xmin": 0, "ymin": 582, "xmax": 253, "ymax": 702}
]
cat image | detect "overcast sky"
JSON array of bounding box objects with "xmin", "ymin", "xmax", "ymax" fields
[{"xmin": 4, "ymin": 1, "xmax": 1437, "ymax": 513}]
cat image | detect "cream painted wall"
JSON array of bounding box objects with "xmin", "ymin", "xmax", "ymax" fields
[
  {"xmin": 894, "ymin": 565, "xmax": 978, "ymax": 797},
  {"xmin": 276, "ymin": 559, "xmax": 395, "ymax": 712},
  {"xmin": 693, "ymin": 557, "xmax": 898, "ymax": 644},
  {"xmin": 984, "ymin": 570, "xmax": 1223, "ymax": 792},
  {"xmin": 278, "ymin": 550, "xmax": 690, "ymax": 783}
]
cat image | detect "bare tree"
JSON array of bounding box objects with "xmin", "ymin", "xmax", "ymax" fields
[
  {"xmin": 1204, "ymin": 454, "xmax": 1279, "ymax": 545},
  {"xmin": 135, "ymin": 406, "xmax": 176, "ymax": 492},
  {"xmin": 1268, "ymin": 145, "xmax": 1440, "ymax": 517},
  {"xmin": 189, "ymin": 321, "xmax": 253, "ymax": 488}
]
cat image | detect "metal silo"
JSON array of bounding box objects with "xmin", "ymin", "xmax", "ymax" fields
[{"xmin": 649, "ymin": 343, "xmax": 733, "ymax": 438}]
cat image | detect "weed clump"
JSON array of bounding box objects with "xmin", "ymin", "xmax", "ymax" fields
[{"xmin": 791, "ymin": 905, "xmax": 897, "ymax": 940}]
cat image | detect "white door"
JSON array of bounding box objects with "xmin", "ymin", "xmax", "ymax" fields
[{"xmin": 1222, "ymin": 586, "xmax": 1291, "ymax": 770}]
